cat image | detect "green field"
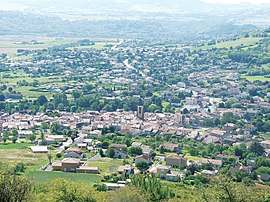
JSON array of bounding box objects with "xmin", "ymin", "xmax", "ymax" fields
[
  {"xmin": 28, "ymin": 171, "xmax": 102, "ymax": 185},
  {"xmin": 0, "ymin": 142, "xmax": 33, "ymax": 150},
  {"xmin": 200, "ymin": 37, "xmax": 262, "ymax": 50},
  {"xmin": 87, "ymin": 158, "xmax": 125, "ymax": 175},
  {"xmin": 0, "ymin": 36, "xmax": 78, "ymax": 54},
  {"xmin": 241, "ymin": 75, "xmax": 270, "ymax": 82}
]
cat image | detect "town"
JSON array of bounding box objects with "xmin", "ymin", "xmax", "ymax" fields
[{"xmin": 1, "ymin": 18, "xmax": 270, "ymax": 202}]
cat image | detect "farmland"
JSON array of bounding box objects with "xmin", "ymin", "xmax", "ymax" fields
[
  {"xmin": 28, "ymin": 171, "xmax": 102, "ymax": 185},
  {"xmin": 241, "ymin": 75, "xmax": 270, "ymax": 82},
  {"xmin": 199, "ymin": 37, "xmax": 262, "ymax": 50}
]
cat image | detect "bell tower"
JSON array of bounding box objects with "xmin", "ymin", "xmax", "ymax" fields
[{"xmin": 137, "ymin": 105, "xmax": 144, "ymax": 120}]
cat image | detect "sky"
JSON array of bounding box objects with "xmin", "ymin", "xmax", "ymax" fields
[{"xmin": 203, "ymin": 0, "xmax": 270, "ymax": 4}]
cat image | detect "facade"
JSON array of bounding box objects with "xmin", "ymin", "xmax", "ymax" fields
[
  {"xmin": 161, "ymin": 143, "xmax": 182, "ymax": 153},
  {"xmin": 135, "ymin": 154, "xmax": 151, "ymax": 165},
  {"xmin": 114, "ymin": 149, "xmax": 128, "ymax": 159},
  {"xmin": 61, "ymin": 158, "xmax": 81, "ymax": 172},
  {"xmin": 30, "ymin": 146, "xmax": 48, "ymax": 153},
  {"xmin": 166, "ymin": 155, "xmax": 187, "ymax": 168}
]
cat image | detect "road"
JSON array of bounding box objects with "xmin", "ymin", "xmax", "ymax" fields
[
  {"xmin": 123, "ymin": 59, "xmax": 146, "ymax": 78},
  {"xmin": 57, "ymin": 137, "xmax": 72, "ymax": 153}
]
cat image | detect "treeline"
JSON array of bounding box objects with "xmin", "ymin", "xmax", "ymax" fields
[{"xmin": 0, "ymin": 90, "xmax": 180, "ymax": 114}]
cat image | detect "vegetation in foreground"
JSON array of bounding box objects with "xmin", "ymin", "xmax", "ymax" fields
[{"xmin": 1, "ymin": 164, "xmax": 270, "ymax": 202}]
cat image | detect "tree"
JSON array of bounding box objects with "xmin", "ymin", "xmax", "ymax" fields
[
  {"xmin": 105, "ymin": 186, "xmax": 148, "ymax": 202},
  {"xmin": 29, "ymin": 134, "xmax": 36, "ymax": 142},
  {"xmin": 124, "ymin": 139, "xmax": 131, "ymax": 147},
  {"xmin": 107, "ymin": 149, "xmax": 115, "ymax": 158},
  {"xmin": 101, "ymin": 142, "xmax": 109, "ymax": 149},
  {"xmin": 249, "ymin": 142, "xmax": 264, "ymax": 156},
  {"xmin": 47, "ymin": 154, "xmax": 52, "ymax": 165},
  {"xmin": 0, "ymin": 94, "xmax": 5, "ymax": 101},
  {"xmin": 128, "ymin": 146, "xmax": 143, "ymax": 156},
  {"xmin": 159, "ymin": 146, "xmax": 165, "ymax": 154},
  {"xmin": 72, "ymin": 90, "xmax": 81, "ymax": 99},
  {"xmin": 14, "ymin": 162, "xmax": 26, "ymax": 173},
  {"xmin": 131, "ymin": 175, "xmax": 174, "ymax": 201},
  {"xmin": 99, "ymin": 149, "xmax": 105, "ymax": 157},
  {"xmin": 56, "ymin": 153, "xmax": 62, "ymax": 158},
  {"xmin": 37, "ymin": 95, "xmax": 48, "ymax": 106},
  {"xmin": 41, "ymin": 122, "xmax": 49, "ymax": 130},
  {"xmin": 182, "ymin": 108, "xmax": 189, "ymax": 114},
  {"xmin": 0, "ymin": 167, "xmax": 32, "ymax": 202},
  {"xmin": 136, "ymin": 162, "xmax": 149, "ymax": 172},
  {"xmin": 12, "ymin": 136, "xmax": 17, "ymax": 144}
]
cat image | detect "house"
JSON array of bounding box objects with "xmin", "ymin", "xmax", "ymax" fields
[
  {"xmin": 64, "ymin": 151, "xmax": 83, "ymax": 159},
  {"xmin": 110, "ymin": 144, "xmax": 128, "ymax": 159},
  {"xmin": 228, "ymin": 166, "xmax": 253, "ymax": 174},
  {"xmin": 66, "ymin": 148, "xmax": 83, "ymax": 155},
  {"xmin": 166, "ymin": 171, "xmax": 180, "ymax": 182},
  {"xmin": 201, "ymin": 170, "xmax": 218, "ymax": 176},
  {"xmin": 61, "ymin": 158, "xmax": 81, "ymax": 172},
  {"xmin": 52, "ymin": 158, "xmax": 99, "ymax": 174},
  {"xmin": 18, "ymin": 130, "xmax": 33, "ymax": 138},
  {"xmin": 114, "ymin": 149, "xmax": 128, "ymax": 159},
  {"xmin": 260, "ymin": 140, "xmax": 270, "ymax": 149},
  {"xmin": 161, "ymin": 143, "xmax": 181, "ymax": 153},
  {"xmin": 30, "ymin": 146, "xmax": 48, "ymax": 153},
  {"xmin": 8, "ymin": 93, "xmax": 23, "ymax": 99},
  {"xmin": 258, "ymin": 174, "xmax": 270, "ymax": 182},
  {"xmin": 132, "ymin": 142, "xmax": 154, "ymax": 156},
  {"xmin": 216, "ymin": 154, "xmax": 239, "ymax": 163},
  {"xmin": 135, "ymin": 154, "xmax": 152, "ymax": 165},
  {"xmin": 77, "ymin": 143, "xmax": 87, "ymax": 149},
  {"xmin": 149, "ymin": 165, "xmax": 180, "ymax": 182},
  {"xmin": 118, "ymin": 164, "xmax": 140, "ymax": 176},
  {"xmin": 149, "ymin": 165, "xmax": 171, "ymax": 179},
  {"xmin": 201, "ymin": 159, "xmax": 223, "ymax": 168},
  {"xmin": 166, "ymin": 155, "xmax": 187, "ymax": 168},
  {"xmin": 132, "ymin": 142, "xmax": 142, "ymax": 147},
  {"xmin": 76, "ymin": 166, "xmax": 99, "ymax": 174},
  {"xmin": 141, "ymin": 144, "xmax": 154, "ymax": 156},
  {"xmin": 104, "ymin": 183, "xmax": 125, "ymax": 190},
  {"xmin": 210, "ymin": 129, "xmax": 226, "ymax": 137}
]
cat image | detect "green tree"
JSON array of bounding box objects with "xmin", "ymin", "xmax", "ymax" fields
[
  {"xmin": 249, "ymin": 142, "xmax": 264, "ymax": 156},
  {"xmin": 47, "ymin": 154, "xmax": 52, "ymax": 165},
  {"xmin": 0, "ymin": 167, "xmax": 32, "ymax": 202},
  {"xmin": 12, "ymin": 136, "xmax": 17, "ymax": 144},
  {"xmin": 107, "ymin": 149, "xmax": 115, "ymax": 158},
  {"xmin": 72, "ymin": 90, "xmax": 81, "ymax": 99},
  {"xmin": 136, "ymin": 162, "xmax": 149, "ymax": 172},
  {"xmin": 37, "ymin": 95, "xmax": 48, "ymax": 106},
  {"xmin": 128, "ymin": 146, "xmax": 143, "ymax": 156}
]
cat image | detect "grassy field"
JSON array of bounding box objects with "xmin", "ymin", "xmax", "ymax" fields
[
  {"xmin": 87, "ymin": 158, "xmax": 124, "ymax": 175},
  {"xmin": 0, "ymin": 36, "xmax": 78, "ymax": 54},
  {"xmin": 0, "ymin": 142, "xmax": 33, "ymax": 149},
  {"xmin": 184, "ymin": 153, "xmax": 202, "ymax": 162},
  {"xmin": 28, "ymin": 171, "xmax": 102, "ymax": 185},
  {"xmin": 241, "ymin": 75, "xmax": 270, "ymax": 82},
  {"xmin": 200, "ymin": 37, "xmax": 262, "ymax": 50},
  {"xmin": 0, "ymin": 35, "xmax": 119, "ymax": 54},
  {"xmin": 0, "ymin": 71, "xmax": 71, "ymax": 99},
  {"xmin": 0, "ymin": 148, "xmax": 48, "ymax": 166}
]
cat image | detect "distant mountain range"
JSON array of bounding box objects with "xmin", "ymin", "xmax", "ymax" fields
[
  {"xmin": 0, "ymin": 0, "xmax": 269, "ymax": 41},
  {"xmin": 0, "ymin": 0, "xmax": 267, "ymax": 16}
]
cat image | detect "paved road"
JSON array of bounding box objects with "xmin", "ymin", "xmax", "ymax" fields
[
  {"xmin": 123, "ymin": 59, "xmax": 146, "ymax": 77},
  {"xmin": 57, "ymin": 137, "xmax": 72, "ymax": 153}
]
